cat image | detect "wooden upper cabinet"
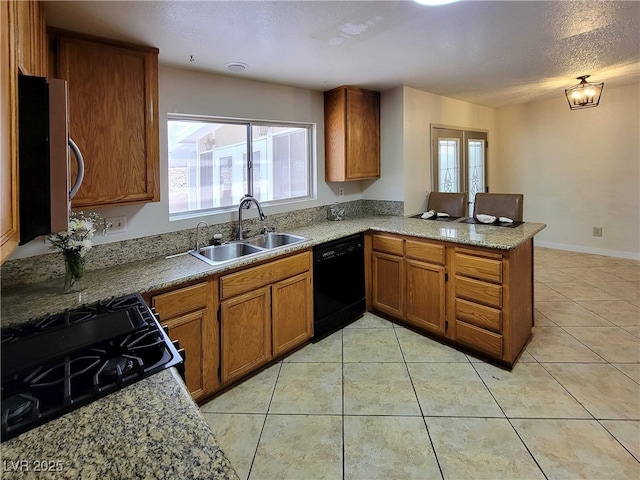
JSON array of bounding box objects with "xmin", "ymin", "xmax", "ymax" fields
[
  {"xmin": 51, "ymin": 30, "xmax": 159, "ymax": 208},
  {"xmin": 1, "ymin": 0, "xmax": 19, "ymax": 264},
  {"xmin": 2, "ymin": 0, "xmax": 47, "ymax": 263},
  {"xmin": 324, "ymin": 86, "xmax": 380, "ymax": 182},
  {"xmin": 15, "ymin": 0, "xmax": 46, "ymax": 76}
]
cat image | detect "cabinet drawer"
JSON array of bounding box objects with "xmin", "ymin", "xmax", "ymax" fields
[
  {"xmin": 455, "ymin": 298, "xmax": 502, "ymax": 333},
  {"xmin": 405, "ymin": 239, "xmax": 444, "ymax": 265},
  {"xmin": 152, "ymin": 282, "xmax": 209, "ymax": 318},
  {"xmin": 372, "ymin": 234, "xmax": 403, "ymax": 256},
  {"xmin": 456, "ymin": 320, "xmax": 503, "ymax": 357},
  {"xmin": 455, "ymin": 276, "xmax": 502, "ymax": 309},
  {"xmin": 220, "ymin": 251, "xmax": 311, "ymax": 300},
  {"xmin": 455, "ymin": 252, "xmax": 502, "ymax": 284}
]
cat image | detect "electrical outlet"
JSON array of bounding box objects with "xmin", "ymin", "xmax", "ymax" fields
[
  {"xmin": 106, "ymin": 216, "xmax": 127, "ymax": 235},
  {"xmin": 338, "ymin": 187, "xmax": 344, "ymax": 197},
  {"xmin": 592, "ymin": 226, "xmax": 603, "ymax": 237}
]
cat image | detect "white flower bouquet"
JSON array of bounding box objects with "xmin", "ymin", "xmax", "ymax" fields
[{"xmin": 48, "ymin": 211, "xmax": 107, "ymax": 292}]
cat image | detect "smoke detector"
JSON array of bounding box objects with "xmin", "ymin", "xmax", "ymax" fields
[{"xmin": 225, "ymin": 62, "xmax": 248, "ymax": 73}]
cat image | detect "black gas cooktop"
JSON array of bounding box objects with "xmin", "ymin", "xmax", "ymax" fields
[{"xmin": 1, "ymin": 293, "xmax": 184, "ymax": 442}]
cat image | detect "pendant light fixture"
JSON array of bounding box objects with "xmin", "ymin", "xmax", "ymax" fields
[{"xmin": 564, "ymin": 75, "xmax": 604, "ymax": 110}]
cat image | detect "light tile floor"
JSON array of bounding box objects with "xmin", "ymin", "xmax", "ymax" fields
[{"xmin": 201, "ymin": 247, "xmax": 640, "ymax": 480}]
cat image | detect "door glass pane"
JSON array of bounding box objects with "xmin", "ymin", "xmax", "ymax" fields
[
  {"xmin": 467, "ymin": 139, "xmax": 485, "ymax": 209},
  {"xmin": 438, "ymin": 139, "xmax": 460, "ymax": 192}
]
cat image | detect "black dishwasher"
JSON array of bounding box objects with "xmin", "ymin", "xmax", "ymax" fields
[{"xmin": 313, "ymin": 233, "xmax": 366, "ymax": 339}]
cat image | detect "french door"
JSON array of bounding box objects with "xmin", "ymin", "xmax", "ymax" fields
[{"xmin": 431, "ymin": 127, "xmax": 488, "ymax": 216}]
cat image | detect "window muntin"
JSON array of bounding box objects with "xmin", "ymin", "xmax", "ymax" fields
[{"xmin": 167, "ymin": 117, "xmax": 312, "ymax": 216}]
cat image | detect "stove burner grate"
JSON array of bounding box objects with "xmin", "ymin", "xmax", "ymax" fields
[
  {"xmin": 1, "ymin": 394, "xmax": 38, "ymax": 427},
  {"xmin": 0, "ymin": 293, "xmax": 182, "ymax": 442}
]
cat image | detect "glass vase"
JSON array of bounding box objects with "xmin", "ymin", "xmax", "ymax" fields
[{"xmin": 63, "ymin": 252, "xmax": 86, "ymax": 294}]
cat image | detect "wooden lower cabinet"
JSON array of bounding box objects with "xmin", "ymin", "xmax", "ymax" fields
[
  {"xmin": 151, "ymin": 281, "xmax": 218, "ymax": 402},
  {"xmin": 164, "ymin": 311, "xmax": 208, "ymax": 397},
  {"xmin": 150, "ymin": 250, "xmax": 313, "ymax": 400},
  {"xmin": 452, "ymin": 241, "xmax": 533, "ymax": 365},
  {"xmin": 219, "ymin": 250, "xmax": 313, "ymax": 386},
  {"xmin": 368, "ymin": 233, "xmax": 534, "ymax": 367},
  {"xmin": 220, "ymin": 287, "xmax": 272, "ymax": 384},
  {"xmin": 371, "ymin": 252, "xmax": 404, "ymax": 318},
  {"xmin": 405, "ymin": 259, "xmax": 446, "ymax": 335},
  {"xmin": 370, "ymin": 234, "xmax": 445, "ymax": 334},
  {"xmin": 272, "ymin": 272, "xmax": 312, "ymax": 358}
]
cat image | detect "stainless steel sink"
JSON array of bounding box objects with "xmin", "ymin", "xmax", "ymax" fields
[
  {"xmin": 241, "ymin": 232, "xmax": 307, "ymax": 249},
  {"xmin": 190, "ymin": 242, "xmax": 263, "ymax": 265},
  {"xmin": 189, "ymin": 232, "xmax": 309, "ymax": 265}
]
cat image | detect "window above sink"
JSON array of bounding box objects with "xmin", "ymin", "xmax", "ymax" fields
[{"xmin": 167, "ymin": 115, "xmax": 315, "ymax": 220}]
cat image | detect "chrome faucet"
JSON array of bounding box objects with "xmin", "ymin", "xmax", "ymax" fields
[
  {"xmin": 237, "ymin": 194, "xmax": 266, "ymax": 240},
  {"xmin": 194, "ymin": 221, "xmax": 209, "ymax": 251}
]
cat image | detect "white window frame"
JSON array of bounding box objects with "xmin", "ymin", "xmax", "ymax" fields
[{"xmin": 167, "ymin": 114, "xmax": 315, "ymax": 221}]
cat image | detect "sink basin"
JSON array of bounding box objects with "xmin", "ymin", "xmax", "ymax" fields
[
  {"xmin": 190, "ymin": 243, "xmax": 263, "ymax": 265},
  {"xmin": 242, "ymin": 232, "xmax": 307, "ymax": 249},
  {"xmin": 189, "ymin": 232, "xmax": 309, "ymax": 265}
]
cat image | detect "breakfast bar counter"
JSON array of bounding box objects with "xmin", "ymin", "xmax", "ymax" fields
[{"xmin": 1, "ymin": 215, "xmax": 545, "ymax": 327}]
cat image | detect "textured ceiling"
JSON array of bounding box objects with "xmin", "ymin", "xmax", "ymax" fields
[{"xmin": 44, "ymin": 1, "xmax": 640, "ymax": 107}]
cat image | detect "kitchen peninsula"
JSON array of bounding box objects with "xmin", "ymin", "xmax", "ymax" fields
[
  {"xmin": 1, "ymin": 215, "xmax": 544, "ymax": 476},
  {"xmin": 2, "ymin": 215, "xmax": 546, "ymax": 326}
]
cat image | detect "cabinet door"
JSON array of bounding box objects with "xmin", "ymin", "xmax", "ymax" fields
[
  {"xmin": 372, "ymin": 252, "xmax": 404, "ymax": 319},
  {"xmin": 221, "ymin": 287, "xmax": 271, "ymax": 384},
  {"xmin": 152, "ymin": 282, "xmax": 218, "ymax": 401},
  {"xmin": 405, "ymin": 259, "xmax": 446, "ymax": 335},
  {"xmin": 346, "ymin": 88, "xmax": 380, "ymax": 180},
  {"xmin": 164, "ymin": 310, "xmax": 208, "ymax": 401},
  {"xmin": 324, "ymin": 86, "xmax": 380, "ymax": 181},
  {"xmin": 55, "ymin": 33, "xmax": 159, "ymax": 208},
  {"xmin": 272, "ymin": 272, "xmax": 312, "ymax": 357}
]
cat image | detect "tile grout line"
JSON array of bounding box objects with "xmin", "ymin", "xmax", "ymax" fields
[
  {"xmin": 468, "ymin": 361, "xmax": 549, "ymax": 480},
  {"xmin": 535, "ymin": 265, "xmax": 640, "ymax": 465},
  {"xmin": 392, "ymin": 323, "xmax": 446, "ymax": 480},
  {"xmin": 245, "ymin": 360, "xmax": 284, "ymax": 480},
  {"xmin": 341, "ymin": 328, "xmax": 345, "ymax": 480},
  {"xmin": 596, "ymin": 419, "xmax": 640, "ymax": 464},
  {"xmin": 526, "ymin": 347, "xmax": 597, "ymax": 421}
]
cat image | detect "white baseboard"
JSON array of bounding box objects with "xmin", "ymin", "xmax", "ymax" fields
[{"xmin": 535, "ymin": 240, "xmax": 640, "ymax": 261}]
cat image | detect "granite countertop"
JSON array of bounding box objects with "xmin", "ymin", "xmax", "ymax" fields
[
  {"xmin": 1, "ymin": 368, "xmax": 240, "ymax": 480},
  {"xmin": 1, "ymin": 215, "xmax": 545, "ymax": 327}
]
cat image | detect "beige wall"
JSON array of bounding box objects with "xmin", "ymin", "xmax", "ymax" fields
[
  {"xmin": 368, "ymin": 86, "xmax": 497, "ymax": 215},
  {"xmin": 362, "ymin": 86, "xmax": 404, "ymax": 202},
  {"xmin": 493, "ymin": 82, "xmax": 640, "ymax": 258}
]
